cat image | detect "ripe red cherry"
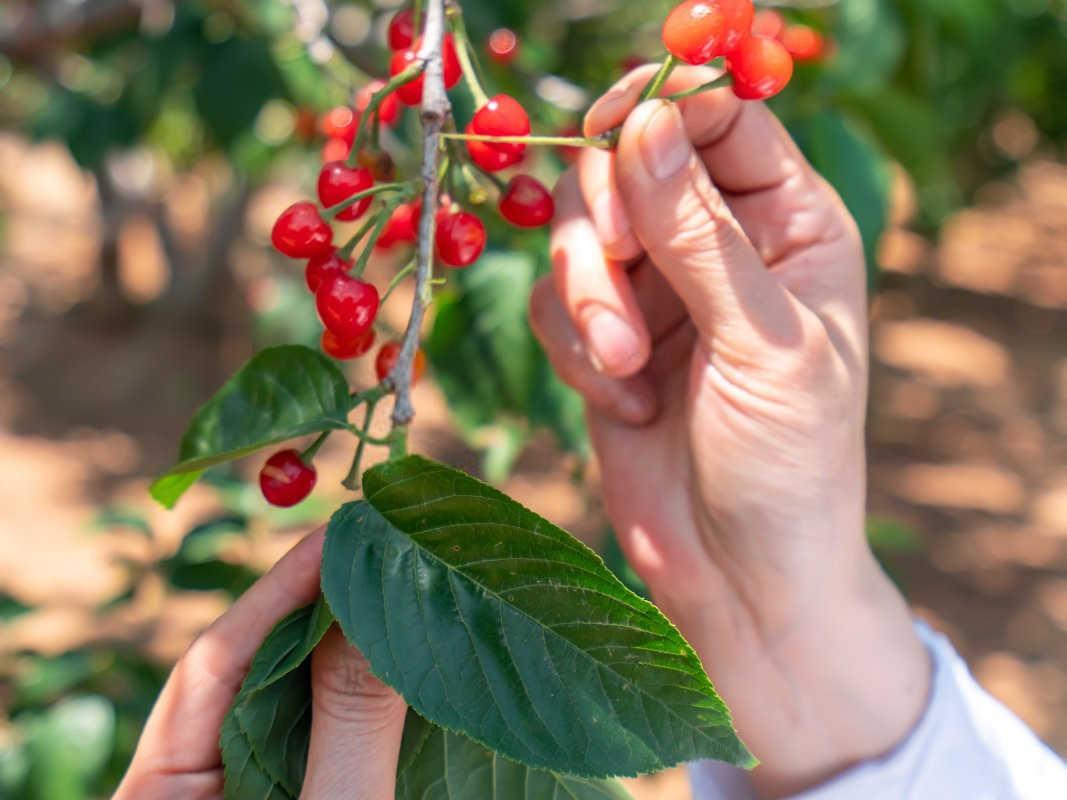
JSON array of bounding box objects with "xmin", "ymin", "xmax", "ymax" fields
[
  {"xmin": 271, "ymin": 202, "xmax": 333, "ymax": 258},
  {"xmin": 487, "ymin": 28, "xmax": 519, "ymax": 64},
  {"xmin": 320, "ymin": 106, "xmax": 358, "ymax": 143},
  {"xmin": 435, "ymin": 210, "xmax": 486, "ymax": 268},
  {"xmin": 751, "ymin": 9, "xmax": 785, "ymax": 40},
  {"xmin": 376, "ymin": 201, "xmax": 421, "ymax": 249},
  {"xmin": 321, "ymin": 328, "xmax": 376, "ymax": 360},
  {"xmin": 387, "ymin": 8, "xmax": 415, "ymax": 51},
  {"xmin": 727, "ymin": 35, "xmax": 794, "ymax": 100},
  {"xmin": 499, "ymin": 175, "xmax": 554, "ymax": 228},
  {"xmin": 259, "ymin": 449, "xmax": 316, "ymax": 507},
  {"xmin": 470, "ymin": 94, "xmax": 530, "ymax": 158},
  {"xmin": 375, "ymin": 341, "xmax": 427, "ymax": 383},
  {"xmin": 465, "ymin": 121, "xmax": 523, "ymax": 172},
  {"xmin": 305, "ymin": 250, "xmax": 352, "ymax": 293},
  {"xmin": 356, "ymin": 79, "xmax": 401, "ymax": 127},
  {"xmin": 781, "ymin": 25, "xmax": 828, "ymax": 62},
  {"xmin": 315, "ymin": 273, "xmax": 380, "ymax": 340},
  {"xmin": 662, "ymin": 0, "xmax": 753, "ymax": 65},
  {"xmin": 317, "ymin": 162, "xmax": 374, "ymax": 221},
  {"xmin": 389, "ymin": 35, "xmax": 461, "ymax": 106}
]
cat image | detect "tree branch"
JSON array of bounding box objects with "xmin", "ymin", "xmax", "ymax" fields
[{"xmin": 389, "ymin": 0, "xmax": 448, "ymax": 432}]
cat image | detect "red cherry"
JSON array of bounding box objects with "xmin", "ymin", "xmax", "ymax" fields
[
  {"xmin": 662, "ymin": 0, "xmax": 753, "ymax": 65},
  {"xmin": 356, "ymin": 79, "xmax": 401, "ymax": 127},
  {"xmin": 387, "ymin": 8, "xmax": 415, "ymax": 51},
  {"xmin": 376, "ymin": 201, "xmax": 421, "ymax": 249},
  {"xmin": 781, "ymin": 25, "xmax": 828, "ymax": 62},
  {"xmin": 375, "ymin": 341, "xmax": 427, "ymax": 383},
  {"xmin": 321, "ymin": 328, "xmax": 376, "ymax": 360},
  {"xmin": 317, "ymin": 162, "xmax": 374, "ymax": 221},
  {"xmin": 470, "ymin": 94, "xmax": 530, "ymax": 157},
  {"xmin": 272, "ymin": 203, "xmax": 333, "ymax": 258},
  {"xmin": 435, "ymin": 210, "xmax": 486, "ymax": 268},
  {"xmin": 751, "ymin": 9, "xmax": 785, "ymax": 40},
  {"xmin": 259, "ymin": 449, "xmax": 316, "ymax": 507},
  {"xmin": 315, "ymin": 273, "xmax": 380, "ymax": 339},
  {"xmin": 465, "ymin": 121, "xmax": 523, "ymax": 172},
  {"xmin": 320, "ymin": 106, "xmax": 358, "ymax": 144},
  {"xmin": 305, "ymin": 250, "xmax": 352, "ymax": 293},
  {"xmin": 389, "ymin": 35, "xmax": 461, "ymax": 106},
  {"xmin": 499, "ymin": 175, "xmax": 554, "ymax": 228},
  {"xmin": 321, "ymin": 137, "xmax": 351, "ymax": 163},
  {"xmin": 727, "ymin": 35, "xmax": 794, "ymax": 100},
  {"xmin": 487, "ymin": 28, "xmax": 519, "ymax": 64}
]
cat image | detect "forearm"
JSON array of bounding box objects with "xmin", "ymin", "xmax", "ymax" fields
[{"xmin": 660, "ymin": 547, "xmax": 931, "ymax": 799}]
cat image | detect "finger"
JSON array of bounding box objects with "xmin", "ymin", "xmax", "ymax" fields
[
  {"xmin": 629, "ymin": 257, "xmax": 688, "ymax": 344},
  {"xmin": 587, "ymin": 65, "xmax": 864, "ymax": 312},
  {"xmin": 125, "ymin": 528, "xmax": 325, "ymax": 777},
  {"xmin": 614, "ymin": 99, "xmax": 807, "ymax": 351},
  {"xmin": 300, "ymin": 627, "xmax": 407, "ymax": 800},
  {"xmin": 530, "ymin": 277, "xmax": 658, "ymax": 425},
  {"xmin": 550, "ymin": 170, "xmax": 651, "ymax": 378},
  {"xmin": 575, "ymin": 147, "xmax": 643, "ymax": 262}
]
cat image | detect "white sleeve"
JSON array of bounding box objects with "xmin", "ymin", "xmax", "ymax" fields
[{"xmin": 689, "ymin": 622, "xmax": 1067, "ymax": 800}]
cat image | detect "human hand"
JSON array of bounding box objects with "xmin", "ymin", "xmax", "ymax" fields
[
  {"xmin": 115, "ymin": 528, "xmax": 407, "ymax": 800},
  {"xmin": 531, "ymin": 65, "xmax": 929, "ymax": 796}
]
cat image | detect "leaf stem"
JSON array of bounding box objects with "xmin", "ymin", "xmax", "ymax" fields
[{"xmin": 639, "ymin": 54, "xmax": 679, "ymax": 101}]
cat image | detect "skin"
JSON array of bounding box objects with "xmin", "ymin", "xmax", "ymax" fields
[{"xmin": 119, "ymin": 66, "xmax": 930, "ymax": 800}]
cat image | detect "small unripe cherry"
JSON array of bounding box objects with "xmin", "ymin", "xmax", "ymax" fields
[
  {"xmin": 315, "ymin": 273, "xmax": 380, "ymax": 340},
  {"xmin": 271, "ymin": 203, "xmax": 333, "ymax": 259},
  {"xmin": 259, "ymin": 449, "xmax": 316, "ymax": 507},
  {"xmin": 487, "ymin": 28, "xmax": 519, "ymax": 64},
  {"xmin": 317, "ymin": 162, "xmax": 374, "ymax": 221},
  {"xmin": 375, "ymin": 341, "xmax": 427, "ymax": 383},
  {"xmin": 499, "ymin": 175, "xmax": 555, "ymax": 228},
  {"xmin": 321, "ymin": 328, "xmax": 376, "ymax": 360},
  {"xmin": 305, "ymin": 250, "xmax": 352, "ymax": 293},
  {"xmin": 435, "ymin": 210, "xmax": 486, "ymax": 268},
  {"xmin": 387, "ymin": 8, "xmax": 415, "ymax": 51},
  {"xmin": 727, "ymin": 35, "xmax": 794, "ymax": 100}
]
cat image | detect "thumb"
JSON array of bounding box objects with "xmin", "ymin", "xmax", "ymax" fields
[
  {"xmin": 614, "ymin": 100, "xmax": 805, "ymax": 354},
  {"xmin": 300, "ymin": 626, "xmax": 407, "ymax": 800}
]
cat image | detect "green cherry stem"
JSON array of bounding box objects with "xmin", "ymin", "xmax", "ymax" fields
[
  {"xmin": 337, "ymin": 213, "xmax": 381, "ymax": 259},
  {"xmin": 352, "ymin": 199, "xmax": 403, "ymax": 278},
  {"xmin": 440, "ymin": 132, "xmax": 612, "ymax": 149},
  {"xmin": 665, "ymin": 71, "xmax": 732, "ymax": 101},
  {"xmin": 447, "ymin": 5, "xmax": 490, "ymax": 107},
  {"xmin": 381, "ymin": 260, "xmax": 418, "ymax": 305},
  {"xmin": 322, "ymin": 182, "xmax": 409, "ymax": 220},
  {"xmin": 300, "ymin": 431, "xmax": 330, "ymax": 461},
  {"xmin": 347, "ymin": 64, "xmax": 424, "ymax": 165},
  {"xmin": 639, "ymin": 54, "xmax": 679, "ymax": 101}
]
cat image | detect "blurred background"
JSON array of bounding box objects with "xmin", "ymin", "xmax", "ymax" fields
[{"xmin": 1, "ymin": 0, "xmax": 1066, "ymax": 797}]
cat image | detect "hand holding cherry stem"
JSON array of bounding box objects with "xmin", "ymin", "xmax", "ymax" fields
[{"xmin": 260, "ymin": 0, "xmax": 800, "ymax": 508}]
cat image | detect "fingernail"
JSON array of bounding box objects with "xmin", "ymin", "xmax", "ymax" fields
[
  {"xmin": 639, "ymin": 102, "xmax": 691, "ymax": 180},
  {"xmin": 592, "ymin": 190, "xmax": 631, "ymax": 247},
  {"xmin": 584, "ymin": 308, "xmax": 642, "ymax": 375}
]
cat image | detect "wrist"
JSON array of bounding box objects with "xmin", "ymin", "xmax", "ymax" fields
[{"xmin": 660, "ymin": 547, "xmax": 931, "ymax": 798}]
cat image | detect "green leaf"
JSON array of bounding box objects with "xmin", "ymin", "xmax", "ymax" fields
[
  {"xmin": 221, "ymin": 602, "xmax": 332, "ymax": 800},
  {"xmin": 792, "ymin": 111, "xmax": 892, "ymax": 286},
  {"xmin": 21, "ymin": 695, "xmax": 116, "ymax": 798},
  {"xmin": 322, "ymin": 456, "xmax": 753, "ymax": 778},
  {"xmin": 151, "ymin": 346, "xmax": 352, "ymax": 508},
  {"xmin": 397, "ymin": 711, "xmax": 634, "ymax": 800}
]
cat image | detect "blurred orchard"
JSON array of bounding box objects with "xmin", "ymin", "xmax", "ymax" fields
[{"xmin": 1, "ymin": 1, "xmax": 1067, "ymax": 797}]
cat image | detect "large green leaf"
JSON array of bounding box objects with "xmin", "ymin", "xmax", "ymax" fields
[
  {"xmin": 221, "ymin": 602, "xmax": 333, "ymax": 799},
  {"xmin": 151, "ymin": 346, "xmax": 353, "ymax": 508},
  {"xmin": 397, "ymin": 711, "xmax": 634, "ymax": 800},
  {"xmin": 322, "ymin": 456, "xmax": 753, "ymax": 778}
]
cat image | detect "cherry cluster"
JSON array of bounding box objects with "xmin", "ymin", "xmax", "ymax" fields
[{"xmin": 257, "ymin": 0, "xmax": 826, "ymax": 508}]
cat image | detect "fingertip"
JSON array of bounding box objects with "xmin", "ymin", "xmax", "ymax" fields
[{"xmin": 582, "ymin": 306, "xmax": 651, "ymax": 378}]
